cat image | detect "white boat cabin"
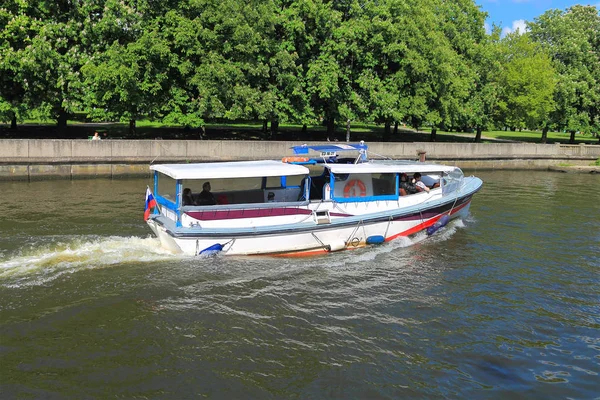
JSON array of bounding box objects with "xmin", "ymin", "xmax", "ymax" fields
[{"xmin": 149, "ymin": 158, "xmax": 464, "ymax": 228}]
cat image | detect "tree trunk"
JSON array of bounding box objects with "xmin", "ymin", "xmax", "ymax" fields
[
  {"xmin": 57, "ymin": 109, "xmax": 68, "ymax": 129},
  {"xmin": 383, "ymin": 121, "xmax": 391, "ymax": 142},
  {"xmin": 301, "ymin": 124, "xmax": 307, "ymax": 134},
  {"xmin": 262, "ymin": 119, "xmax": 268, "ymax": 133},
  {"xmin": 569, "ymin": 130, "xmax": 575, "ymax": 144},
  {"xmin": 326, "ymin": 118, "xmax": 335, "ymax": 136},
  {"xmin": 474, "ymin": 126, "xmax": 482, "ymax": 143},
  {"xmin": 10, "ymin": 113, "xmax": 17, "ymax": 129},
  {"xmin": 540, "ymin": 126, "xmax": 548, "ymax": 144},
  {"xmin": 393, "ymin": 121, "xmax": 398, "ymax": 135},
  {"xmin": 270, "ymin": 117, "xmax": 279, "ymax": 138},
  {"xmin": 430, "ymin": 127, "xmax": 437, "ymax": 142},
  {"xmin": 129, "ymin": 119, "xmax": 136, "ymax": 136},
  {"xmin": 346, "ymin": 119, "xmax": 351, "ymax": 142}
]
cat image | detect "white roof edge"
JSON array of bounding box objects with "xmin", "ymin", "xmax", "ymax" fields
[
  {"xmin": 150, "ymin": 160, "xmax": 310, "ymax": 180},
  {"xmin": 326, "ymin": 162, "xmax": 457, "ymax": 174}
]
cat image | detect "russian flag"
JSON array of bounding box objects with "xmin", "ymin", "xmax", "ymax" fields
[{"xmin": 144, "ymin": 187, "xmax": 157, "ymax": 221}]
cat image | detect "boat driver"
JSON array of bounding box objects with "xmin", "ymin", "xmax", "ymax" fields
[
  {"xmin": 400, "ymin": 173, "xmax": 417, "ymax": 195},
  {"xmin": 197, "ymin": 181, "xmax": 217, "ymax": 205}
]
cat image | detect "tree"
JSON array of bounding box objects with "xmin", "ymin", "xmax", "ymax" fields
[
  {"xmin": 0, "ymin": 1, "xmax": 49, "ymax": 128},
  {"xmin": 462, "ymin": 25, "xmax": 502, "ymax": 142},
  {"xmin": 529, "ymin": 5, "xmax": 600, "ymax": 143},
  {"xmin": 81, "ymin": 0, "xmax": 173, "ymax": 135},
  {"xmin": 496, "ymin": 33, "xmax": 556, "ymax": 141}
]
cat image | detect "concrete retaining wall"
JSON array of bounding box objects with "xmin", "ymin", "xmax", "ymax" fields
[{"xmin": 1, "ymin": 139, "xmax": 598, "ymax": 180}]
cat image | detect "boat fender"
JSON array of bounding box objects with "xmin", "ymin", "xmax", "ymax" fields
[
  {"xmin": 366, "ymin": 235, "xmax": 385, "ymax": 245},
  {"xmin": 199, "ymin": 243, "xmax": 224, "ymax": 256},
  {"xmin": 327, "ymin": 239, "xmax": 346, "ymax": 252},
  {"xmin": 426, "ymin": 214, "xmax": 450, "ymax": 236}
]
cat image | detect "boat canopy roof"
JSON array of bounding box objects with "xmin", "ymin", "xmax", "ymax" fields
[
  {"xmin": 151, "ymin": 160, "xmax": 310, "ymax": 180},
  {"xmin": 292, "ymin": 143, "xmax": 367, "ymax": 155},
  {"xmin": 325, "ymin": 162, "xmax": 457, "ymax": 174}
]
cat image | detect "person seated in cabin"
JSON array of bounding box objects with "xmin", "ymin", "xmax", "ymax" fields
[
  {"xmin": 413, "ymin": 172, "xmax": 430, "ymax": 193},
  {"xmin": 400, "ymin": 173, "xmax": 417, "ymax": 195},
  {"xmin": 197, "ymin": 181, "xmax": 217, "ymax": 205},
  {"xmin": 267, "ymin": 192, "xmax": 275, "ymax": 202},
  {"xmin": 182, "ymin": 188, "xmax": 195, "ymax": 206},
  {"xmin": 414, "ymin": 172, "xmax": 440, "ymax": 191}
]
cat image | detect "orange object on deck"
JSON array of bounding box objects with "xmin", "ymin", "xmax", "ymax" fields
[{"xmin": 282, "ymin": 156, "xmax": 309, "ymax": 163}]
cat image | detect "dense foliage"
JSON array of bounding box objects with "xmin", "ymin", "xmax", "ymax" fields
[{"xmin": 1, "ymin": 0, "xmax": 598, "ymax": 141}]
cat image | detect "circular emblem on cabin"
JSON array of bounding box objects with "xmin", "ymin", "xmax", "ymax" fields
[{"xmin": 343, "ymin": 179, "xmax": 367, "ymax": 197}]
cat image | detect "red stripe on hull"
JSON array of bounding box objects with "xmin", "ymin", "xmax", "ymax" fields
[{"xmin": 386, "ymin": 199, "xmax": 471, "ymax": 241}]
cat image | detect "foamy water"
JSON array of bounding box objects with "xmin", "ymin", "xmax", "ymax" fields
[
  {"xmin": 0, "ymin": 219, "xmax": 466, "ymax": 287},
  {"xmin": 0, "ymin": 236, "xmax": 178, "ymax": 286}
]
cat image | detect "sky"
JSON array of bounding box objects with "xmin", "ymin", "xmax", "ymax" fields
[{"xmin": 477, "ymin": 0, "xmax": 600, "ymax": 36}]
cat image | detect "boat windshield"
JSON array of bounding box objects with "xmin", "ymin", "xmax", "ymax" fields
[{"xmin": 442, "ymin": 168, "xmax": 464, "ymax": 195}]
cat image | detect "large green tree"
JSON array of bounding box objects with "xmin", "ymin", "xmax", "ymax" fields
[
  {"xmin": 529, "ymin": 5, "xmax": 600, "ymax": 143},
  {"xmin": 496, "ymin": 33, "xmax": 556, "ymax": 141},
  {"xmin": 0, "ymin": 1, "xmax": 52, "ymax": 127},
  {"xmin": 81, "ymin": 0, "xmax": 172, "ymax": 134}
]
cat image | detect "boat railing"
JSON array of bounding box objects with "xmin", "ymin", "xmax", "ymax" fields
[{"xmin": 181, "ymin": 200, "xmax": 310, "ymax": 212}]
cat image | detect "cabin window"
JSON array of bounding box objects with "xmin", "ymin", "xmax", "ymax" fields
[
  {"xmin": 265, "ymin": 176, "xmax": 281, "ymax": 188},
  {"xmin": 157, "ymin": 174, "xmax": 176, "ymax": 201},
  {"xmin": 332, "ymin": 173, "xmax": 397, "ymax": 201},
  {"xmin": 372, "ymin": 173, "xmax": 396, "ymax": 196},
  {"xmin": 283, "ymin": 175, "xmax": 304, "ymax": 187},
  {"xmin": 265, "ymin": 175, "xmax": 305, "ymax": 189}
]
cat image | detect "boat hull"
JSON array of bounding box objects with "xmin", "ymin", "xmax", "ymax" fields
[{"xmin": 147, "ymin": 188, "xmax": 476, "ymax": 257}]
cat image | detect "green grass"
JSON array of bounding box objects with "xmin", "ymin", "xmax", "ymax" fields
[
  {"xmin": 593, "ymin": 158, "xmax": 600, "ymax": 166},
  {"xmin": 2, "ymin": 119, "xmax": 598, "ymax": 144}
]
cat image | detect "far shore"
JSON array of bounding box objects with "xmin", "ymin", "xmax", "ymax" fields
[{"xmin": 0, "ymin": 138, "xmax": 598, "ymax": 181}]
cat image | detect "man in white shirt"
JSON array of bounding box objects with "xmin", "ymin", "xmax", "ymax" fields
[{"xmin": 413, "ymin": 172, "xmax": 430, "ymax": 193}]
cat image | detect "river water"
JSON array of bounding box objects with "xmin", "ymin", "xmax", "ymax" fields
[{"xmin": 0, "ymin": 170, "xmax": 598, "ymax": 399}]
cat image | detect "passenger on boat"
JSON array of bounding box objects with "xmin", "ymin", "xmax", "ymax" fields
[
  {"xmin": 197, "ymin": 182, "xmax": 217, "ymax": 205},
  {"xmin": 182, "ymin": 188, "xmax": 195, "ymax": 206},
  {"xmin": 414, "ymin": 172, "xmax": 440, "ymax": 191},
  {"xmin": 413, "ymin": 173, "xmax": 430, "ymax": 193},
  {"xmin": 400, "ymin": 173, "xmax": 417, "ymax": 195}
]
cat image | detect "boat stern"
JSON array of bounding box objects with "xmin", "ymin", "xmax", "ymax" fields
[{"xmin": 147, "ymin": 218, "xmax": 183, "ymax": 254}]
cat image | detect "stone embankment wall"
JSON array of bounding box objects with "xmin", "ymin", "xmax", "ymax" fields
[{"xmin": 0, "ymin": 139, "xmax": 598, "ymax": 180}]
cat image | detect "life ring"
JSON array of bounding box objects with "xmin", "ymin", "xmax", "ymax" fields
[
  {"xmin": 344, "ymin": 179, "xmax": 367, "ymax": 197},
  {"xmin": 282, "ymin": 156, "xmax": 309, "ymax": 163}
]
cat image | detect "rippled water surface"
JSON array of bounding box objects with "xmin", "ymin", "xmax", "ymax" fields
[{"xmin": 1, "ymin": 171, "xmax": 598, "ymax": 399}]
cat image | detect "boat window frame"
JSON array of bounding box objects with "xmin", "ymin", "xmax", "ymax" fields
[{"xmin": 330, "ymin": 172, "xmax": 399, "ymax": 203}]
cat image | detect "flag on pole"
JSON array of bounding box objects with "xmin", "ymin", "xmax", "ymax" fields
[{"xmin": 144, "ymin": 187, "xmax": 157, "ymax": 221}]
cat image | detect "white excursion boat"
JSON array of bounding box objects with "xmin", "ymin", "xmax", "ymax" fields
[{"xmin": 145, "ymin": 142, "xmax": 483, "ymax": 256}]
